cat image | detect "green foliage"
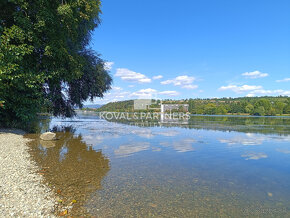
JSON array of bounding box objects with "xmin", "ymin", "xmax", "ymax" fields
[
  {"xmin": 0, "ymin": 0, "xmax": 111, "ymax": 126},
  {"xmin": 285, "ymin": 105, "xmax": 290, "ymax": 114},
  {"xmin": 245, "ymin": 103, "xmax": 254, "ymax": 114},
  {"xmin": 186, "ymin": 97, "xmax": 289, "ymax": 116},
  {"xmin": 0, "ymin": 100, "xmax": 4, "ymax": 109},
  {"xmin": 96, "ymin": 100, "xmax": 134, "ymax": 112},
  {"xmin": 204, "ymin": 103, "xmax": 217, "ymax": 115},
  {"xmin": 254, "ymin": 99, "xmax": 271, "ymax": 114},
  {"xmin": 216, "ymin": 105, "xmax": 227, "ymax": 115},
  {"xmin": 275, "ymin": 101, "xmax": 285, "ymax": 115},
  {"xmin": 253, "ymin": 106, "xmax": 266, "ymax": 116}
]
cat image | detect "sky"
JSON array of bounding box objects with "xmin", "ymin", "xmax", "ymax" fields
[{"xmin": 87, "ymin": 0, "xmax": 290, "ymax": 104}]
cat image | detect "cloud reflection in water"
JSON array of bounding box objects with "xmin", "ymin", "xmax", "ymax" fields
[
  {"xmin": 114, "ymin": 142, "xmax": 151, "ymax": 157},
  {"xmin": 241, "ymin": 152, "xmax": 268, "ymax": 160}
]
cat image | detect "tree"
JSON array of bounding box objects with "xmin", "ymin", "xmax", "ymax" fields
[
  {"xmin": 285, "ymin": 105, "xmax": 290, "ymax": 114},
  {"xmin": 245, "ymin": 103, "xmax": 254, "ymax": 114},
  {"xmin": 274, "ymin": 101, "xmax": 285, "ymax": 115},
  {"xmin": 204, "ymin": 103, "xmax": 217, "ymax": 115},
  {"xmin": 0, "ymin": 0, "xmax": 112, "ymax": 126},
  {"xmin": 216, "ymin": 105, "xmax": 227, "ymax": 115},
  {"xmin": 231, "ymin": 102, "xmax": 243, "ymax": 114},
  {"xmin": 254, "ymin": 99, "xmax": 272, "ymax": 115},
  {"xmin": 253, "ymin": 106, "xmax": 265, "ymax": 116},
  {"xmin": 268, "ymin": 107, "xmax": 276, "ymax": 116},
  {"xmin": 284, "ymin": 99, "xmax": 290, "ymax": 114}
]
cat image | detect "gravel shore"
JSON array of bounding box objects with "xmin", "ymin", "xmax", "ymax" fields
[{"xmin": 0, "ymin": 129, "xmax": 56, "ymax": 217}]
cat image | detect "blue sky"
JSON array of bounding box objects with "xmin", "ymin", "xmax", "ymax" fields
[{"xmin": 88, "ymin": 0, "xmax": 290, "ymax": 104}]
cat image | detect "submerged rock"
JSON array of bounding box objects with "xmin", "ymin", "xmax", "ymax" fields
[
  {"xmin": 40, "ymin": 140, "xmax": 56, "ymax": 148},
  {"xmin": 40, "ymin": 132, "xmax": 56, "ymax": 141}
]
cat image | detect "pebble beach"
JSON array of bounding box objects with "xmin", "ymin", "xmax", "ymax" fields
[{"xmin": 0, "ymin": 129, "xmax": 56, "ymax": 217}]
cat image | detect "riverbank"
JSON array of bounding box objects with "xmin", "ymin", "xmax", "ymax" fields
[
  {"xmin": 0, "ymin": 129, "xmax": 56, "ymax": 217},
  {"xmin": 80, "ymin": 109, "xmax": 290, "ymax": 117}
]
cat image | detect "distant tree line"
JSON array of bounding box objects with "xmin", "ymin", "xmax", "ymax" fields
[
  {"xmin": 186, "ymin": 96, "xmax": 290, "ymax": 116},
  {"xmin": 94, "ymin": 97, "xmax": 290, "ymax": 116}
]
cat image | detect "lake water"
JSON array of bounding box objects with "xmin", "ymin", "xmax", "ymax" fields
[{"xmin": 25, "ymin": 112, "xmax": 290, "ymax": 217}]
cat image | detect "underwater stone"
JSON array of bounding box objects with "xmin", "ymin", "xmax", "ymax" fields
[{"xmin": 40, "ymin": 132, "xmax": 56, "ymax": 141}]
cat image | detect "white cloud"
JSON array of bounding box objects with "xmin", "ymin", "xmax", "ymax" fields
[
  {"xmin": 159, "ymin": 91, "xmax": 180, "ymax": 96},
  {"xmin": 130, "ymin": 88, "xmax": 157, "ymax": 98},
  {"xmin": 276, "ymin": 78, "xmax": 290, "ymax": 82},
  {"xmin": 89, "ymin": 86, "xmax": 181, "ymax": 103},
  {"xmin": 247, "ymin": 89, "xmax": 290, "ymax": 97},
  {"xmin": 182, "ymin": 84, "xmax": 198, "ymax": 89},
  {"xmin": 104, "ymin": 61, "xmax": 114, "ymax": 70},
  {"xmin": 153, "ymin": 75, "xmax": 163, "ymax": 80},
  {"xmin": 219, "ymin": 84, "xmax": 263, "ymax": 93},
  {"xmin": 161, "ymin": 75, "xmax": 195, "ymax": 86},
  {"xmin": 112, "ymin": 86, "xmax": 123, "ymax": 91},
  {"xmin": 161, "ymin": 75, "xmax": 198, "ymax": 90},
  {"xmin": 130, "ymin": 89, "xmax": 180, "ymax": 98},
  {"xmin": 115, "ymin": 68, "xmax": 151, "ymax": 83},
  {"xmin": 242, "ymin": 70, "xmax": 268, "ymax": 79},
  {"xmin": 85, "ymin": 87, "xmax": 130, "ymax": 104},
  {"xmin": 219, "ymin": 84, "xmax": 290, "ymax": 97}
]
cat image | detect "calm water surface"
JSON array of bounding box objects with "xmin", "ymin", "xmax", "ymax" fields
[{"xmin": 25, "ymin": 112, "xmax": 290, "ymax": 217}]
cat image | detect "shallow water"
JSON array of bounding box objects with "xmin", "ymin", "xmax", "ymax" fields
[{"xmin": 25, "ymin": 112, "xmax": 290, "ymax": 217}]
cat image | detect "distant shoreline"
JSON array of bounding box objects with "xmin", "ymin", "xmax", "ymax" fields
[
  {"xmin": 78, "ymin": 110, "xmax": 290, "ymax": 118},
  {"xmin": 83, "ymin": 97, "xmax": 290, "ymax": 117}
]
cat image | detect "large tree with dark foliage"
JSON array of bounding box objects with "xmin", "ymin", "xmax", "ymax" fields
[{"xmin": 0, "ymin": 0, "xmax": 111, "ymax": 126}]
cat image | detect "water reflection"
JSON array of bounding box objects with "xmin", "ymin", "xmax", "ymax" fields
[
  {"xmin": 159, "ymin": 138, "xmax": 196, "ymax": 152},
  {"xmin": 115, "ymin": 142, "xmax": 151, "ymax": 157},
  {"xmin": 105, "ymin": 114, "xmax": 290, "ymax": 136},
  {"xmin": 155, "ymin": 129, "xmax": 180, "ymax": 137},
  {"xmin": 219, "ymin": 132, "xmax": 290, "ymax": 147},
  {"xmin": 241, "ymin": 152, "xmax": 268, "ymax": 160},
  {"xmin": 219, "ymin": 135, "xmax": 265, "ymax": 146},
  {"xmin": 25, "ymin": 113, "xmax": 290, "ymax": 217},
  {"xmin": 25, "ymin": 127, "xmax": 110, "ymax": 216},
  {"xmin": 276, "ymin": 149, "xmax": 290, "ymax": 154}
]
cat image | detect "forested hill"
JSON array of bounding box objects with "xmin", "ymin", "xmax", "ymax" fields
[
  {"xmin": 93, "ymin": 97, "xmax": 290, "ymax": 116},
  {"xmin": 95, "ymin": 100, "xmax": 134, "ymax": 112}
]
